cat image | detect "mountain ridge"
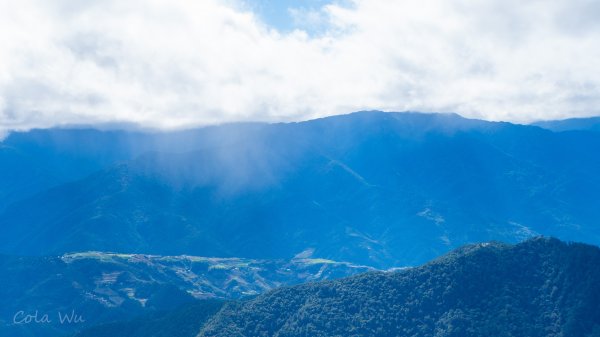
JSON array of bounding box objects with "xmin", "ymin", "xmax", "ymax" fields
[
  {"xmin": 2, "ymin": 111, "xmax": 600, "ymax": 267},
  {"xmin": 197, "ymin": 237, "xmax": 600, "ymax": 337},
  {"xmin": 68, "ymin": 237, "xmax": 600, "ymax": 337}
]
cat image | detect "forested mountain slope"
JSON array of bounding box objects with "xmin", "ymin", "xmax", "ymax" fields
[{"xmin": 199, "ymin": 237, "xmax": 600, "ymax": 337}]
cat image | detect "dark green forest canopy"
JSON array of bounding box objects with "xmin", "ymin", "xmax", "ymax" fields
[{"xmin": 197, "ymin": 237, "xmax": 600, "ymax": 337}]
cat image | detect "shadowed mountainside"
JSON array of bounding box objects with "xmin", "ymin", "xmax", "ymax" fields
[{"xmin": 1, "ymin": 112, "xmax": 600, "ymax": 268}]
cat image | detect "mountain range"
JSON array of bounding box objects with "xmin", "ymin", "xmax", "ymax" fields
[
  {"xmin": 2, "ymin": 112, "xmax": 600, "ymax": 268},
  {"xmin": 2, "ymin": 111, "xmax": 600, "ymax": 336},
  {"xmin": 74, "ymin": 237, "xmax": 600, "ymax": 337}
]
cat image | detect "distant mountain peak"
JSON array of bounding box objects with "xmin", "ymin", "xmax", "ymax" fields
[{"xmin": 533, "ymin": 116, "xmax": 600, "ymax": 132}]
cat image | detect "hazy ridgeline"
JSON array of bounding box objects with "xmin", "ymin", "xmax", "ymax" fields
[{"xmin": 2, "ymin": 112, "xmax": 600, "ymax": 267}]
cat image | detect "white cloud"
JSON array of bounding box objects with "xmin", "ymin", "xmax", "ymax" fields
[{"xmin": 0, "ymin": 0, "xmax": 599, "ymax": 133}]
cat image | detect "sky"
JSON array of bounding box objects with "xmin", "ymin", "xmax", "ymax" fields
[{"xmin": 0, "ymin": 0, "xmax": 599, "ymax": 134}]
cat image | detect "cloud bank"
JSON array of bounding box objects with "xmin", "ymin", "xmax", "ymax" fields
[{"xmin": 1, "ymin": 0, "xmax": 599, "ymax": 132}]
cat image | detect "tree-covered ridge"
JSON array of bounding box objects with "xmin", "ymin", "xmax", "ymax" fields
[{"xmin": 198, "ymin": 237, "xmax": 600, "ymax": 337}]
